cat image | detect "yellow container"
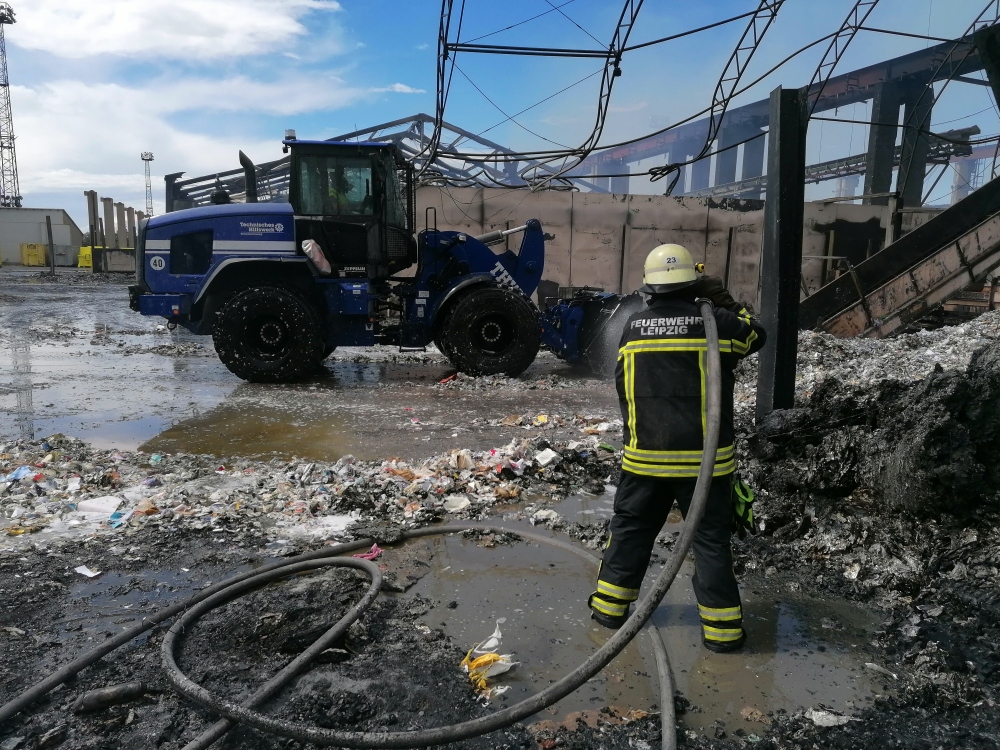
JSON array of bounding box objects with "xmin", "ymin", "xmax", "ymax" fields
[
  {"xmin": 20, "ymin": 243, "xmax": 47, "ymax": 266},
  {"xmin": 78, "ymin": 246, "xmax": 93, "ymax": 268}
]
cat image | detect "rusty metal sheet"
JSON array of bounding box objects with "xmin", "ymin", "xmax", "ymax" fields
[{"xmin": 822, "ymin": 212, "xmax": 1000, "ymax": 338}]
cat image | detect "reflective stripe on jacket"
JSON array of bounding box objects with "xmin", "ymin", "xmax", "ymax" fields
[{"xmin": 615, "ymin": 297, "xmax": 766, "ymax": 478}]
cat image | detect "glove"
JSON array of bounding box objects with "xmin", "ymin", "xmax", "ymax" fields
[
  {"xmin": 692, "ymin": 276, "xmax": 743, "ymax": 314},
  {"xmin": 732, "ymin": 475, "xmax": 757, "ymax": 538}
]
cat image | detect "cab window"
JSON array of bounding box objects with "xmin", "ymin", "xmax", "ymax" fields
[{"xmin": 297, "ymin": 155, "xmax": 373, "ymax": 217}]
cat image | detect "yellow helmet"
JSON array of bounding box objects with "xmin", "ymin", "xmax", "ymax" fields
[{"xmin": 640, "ymin": 244, "xmax": 699, "ymax": 294}]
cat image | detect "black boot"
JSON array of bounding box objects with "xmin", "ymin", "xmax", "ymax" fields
[
  {"xmin": 588, "ymin": 594, "xmax": 630, "ymax": 629},
  {"xmin": 703, "ymin": 629, "xmax": 746, "ymax": 653}
]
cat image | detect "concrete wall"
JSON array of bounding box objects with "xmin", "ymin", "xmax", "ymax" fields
[
  {"xmin": 416, "ymin": 187, "xmax": 942, "ymax": 310},
  {"xmin": 0, "ymin": 209, "xmax": 85, "ymax": 265},
  {"xmin": 415, "ymin": 187, "xmax": 769, "ymax": 306}
]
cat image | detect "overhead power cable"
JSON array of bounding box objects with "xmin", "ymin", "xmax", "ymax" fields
[
  {"xmin": 446, "ymin": 66, "xmax": 605, "ymax": 154},
  {"xmin": 530, "ymin": 0, "xmax": 784, "ymax": 191},
  {"xmin": 450, "ymin": 8, "xmax": 769, "ymax": 57},
  {"xmin": 463, "ymin": 0, "xmax": 579, "ymax": 44},
  {"xmin": 442, "ymin": 31, "xmax": 839, "ymax": 163},
  {"xmin": 452, "ymin": 62, "xmax": 573, "ymax": 148},
  {"xmin": 519, "ymin": 0, "xmax": 647, "ymax": 189},
  {"xmin": 623, "ymin": 9, "xmax": 760, "ymax": 52},
  {"xmin": 542, "ymin": 0, "xmax": 604, "ymax": 47},
  {"xmin": 859, "ymin": 26, "xmax": 955, "ymax": 43}
]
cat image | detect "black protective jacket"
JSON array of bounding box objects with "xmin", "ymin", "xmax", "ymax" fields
[{"xmin": 614, "ymin": 296, "xmax": 766, "ymax": 478}]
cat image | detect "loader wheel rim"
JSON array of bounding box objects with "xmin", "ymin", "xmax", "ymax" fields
[
  {"xmin": 246, "ymin": 316, "xmax": 290, "ymax": 358},
  {"xmin": 472, "ymin": 313, "xmax": 514, "ymax": 354}
]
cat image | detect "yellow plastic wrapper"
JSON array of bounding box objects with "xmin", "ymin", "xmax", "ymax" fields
[{"xmin": 459, "ymin": 619, "xmax": 519, "ymax": 697}]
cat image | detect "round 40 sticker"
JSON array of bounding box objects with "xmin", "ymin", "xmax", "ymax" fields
[{"xmin": 149, "ymin": 256, "xmax": 166, "ymax": 271}]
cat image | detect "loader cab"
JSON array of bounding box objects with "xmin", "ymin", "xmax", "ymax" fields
[{"xmin": 286, "ymin": 140, "xmax": 417, "ymax": 279}]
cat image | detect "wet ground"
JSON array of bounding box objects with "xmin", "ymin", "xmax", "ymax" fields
[
  {"xmin": 0, "ymin": 269, "xmax": 618, "ymax": 461},
  {"xmin": 3, "ymin": 269, "xmax": 998, "ymax": 749},
  {"xmin": 419, "ymin": 492, "xmax": 882, "ymax": 736}
]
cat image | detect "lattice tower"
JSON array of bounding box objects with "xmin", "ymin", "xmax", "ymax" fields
[
  {"xmin": 0, "ymin": 3, "xmax": 19, "ymax": 208},
  {"xmin": 141, "ymin": 152, "xmax": 154, "ymax": 216}
]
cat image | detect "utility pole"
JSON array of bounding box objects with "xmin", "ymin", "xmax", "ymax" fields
[
  {"xmin": 141, "ymin": 152, "xmax": 154, "ymax": 216},
  {"xmin": 0, "ymin": 3, "xmax": 20, "ymax": 208}
]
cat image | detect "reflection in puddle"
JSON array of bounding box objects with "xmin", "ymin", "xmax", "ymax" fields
[
  {"xmin": 401, "ymin": 533, "xmax": 653, "ymax": 722},
  {"xmin": 139, "ymin": 397, "xmax": 361, "ymax": 462},
  {"xmin": 487, "ymin": 493, "xmax": 882, "ymax": 732},
  {"xmin": 11, "ymin": 329, "xmax": 34, "ymax": 439}
]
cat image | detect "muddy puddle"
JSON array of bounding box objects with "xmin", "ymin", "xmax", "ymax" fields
[
  {"xmin": 485, "ymin": 492, "xmax": 883, "ymax": 733},
  {"xmin": 0, "ymin": 273, "xmax": 618, "ymax": 461}
]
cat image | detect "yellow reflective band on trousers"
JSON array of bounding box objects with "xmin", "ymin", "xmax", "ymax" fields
[
  {"xmin": 698, "ymin": 604, "xmax": 742, "ymax": 622},
  {"xmin": 596, "ymin": 579, "xmax": 640, "ymax": 602},
  {"xmin": 590, "ymin": 596, "xmax": 628, "ymax": 617},
  {"xmin": 622, "ymin": 453, "xmax": 736, "ymax": 478},
  {"xmin": 623, "ymin": 445, "xmax": 735, "ymax": 463},
  {"xmin": 703, "ymin": 624, "xmax": 744, "ymax": 642}
]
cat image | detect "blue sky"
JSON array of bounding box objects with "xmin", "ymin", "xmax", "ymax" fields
[{"xmin": 9, "ymin": 0, "xmax": 1000, "ymax": 228}]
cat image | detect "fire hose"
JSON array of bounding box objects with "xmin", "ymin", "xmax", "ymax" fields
[{"xmin": 1, "ymin": 300, "xmax": 721, "ymax": 750}]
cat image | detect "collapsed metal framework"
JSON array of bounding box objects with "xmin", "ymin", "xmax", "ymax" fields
[
  {"xmin": 168, "ymin": 21, "xmax": 1000, "ymax": 211},
  {"xmin": 163, "ymin": 115, "xmax": 609, "ymax": 212},
  {"xmin": 685, "ymin": 126, "xmax": 981, "ymax": 199},
  {"xmin": 585, "ymin": 28, "xmax": 1000, "ymax": 202}
]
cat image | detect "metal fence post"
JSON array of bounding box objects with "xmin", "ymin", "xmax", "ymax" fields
[{"xmin": 45, "ymin": 214, "xmax": 55, "ymax": 277}]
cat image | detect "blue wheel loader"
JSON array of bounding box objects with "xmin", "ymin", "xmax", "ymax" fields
[{"xmin": 128, "ymin": 134, "xmax": 642, "ymax": 382}]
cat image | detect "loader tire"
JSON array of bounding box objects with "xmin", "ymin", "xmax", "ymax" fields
[
  {"xmin": 212, "ymin": 285, "xmax": 324, "ymax": 383},
  {"xmin": 439, "ymin": 286, "xmax": 540, "ymax": 377}
]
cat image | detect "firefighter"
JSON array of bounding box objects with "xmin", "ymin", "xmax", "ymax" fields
[{"xmin": 588, "ymin": 244, "xmax": 766, "ymax": 653}]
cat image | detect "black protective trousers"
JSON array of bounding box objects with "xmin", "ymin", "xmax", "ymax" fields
[{"xmin": 590, "ymin": 471, "xmax": 744, "ymax": 646}]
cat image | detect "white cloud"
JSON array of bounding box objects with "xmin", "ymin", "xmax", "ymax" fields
[
  {"xmin": 372, "ymin": 83, "xmax": 426, "ymax": 94},
  {"xmin": 415, "ymin": 43, "xmax": 430, "ymax": 50},
  {"xmin": 12, "ymin": 0, "xmax": 342, "ymax": 60},
  {"xmin": 13, "ymin": 71, "xmax": 427, "ymax": 203},
  {"xmin": 11, "ymin": 76, "xmax": 364, "ymax": 199}
]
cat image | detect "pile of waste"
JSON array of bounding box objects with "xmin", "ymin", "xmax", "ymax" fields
[
  {"xmin": 27, "ymin": 271, "xmax": 129, "ymax": 286},
  {"xmin": 733, "ymin": 311, "xmax": 1000, "ymax": 424},
  {"xmin": 435, "ymin": 372, "xmax": 576, "ymax": 391},
  {"xmin": 742, "ymin": 339, "xmax": 1000, "ymax": 515},
  {"xmin": 471, "ymin": 411, "xmax": 621, "ymax": 435},
  {"xmin": 0, "ymin": 434, "xmax": 618, "ymax": 547},
  {"xmin": 721, "ymin": 329, "xmax": 1000, "ymax": 748}
]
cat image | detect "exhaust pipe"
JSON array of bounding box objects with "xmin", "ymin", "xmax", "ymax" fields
[{"xmin": 239, "ymin": 150, "xmax": 258, "ymax": 203}]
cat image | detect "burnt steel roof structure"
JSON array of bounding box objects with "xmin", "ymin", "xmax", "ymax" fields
[
  {"xmin": 166, "ymin": 27, "xmax": 1000, "ymax": 212},
  {"xmin": 164, "ymin": 115, "xmax": 604, "ymax": 212}
]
